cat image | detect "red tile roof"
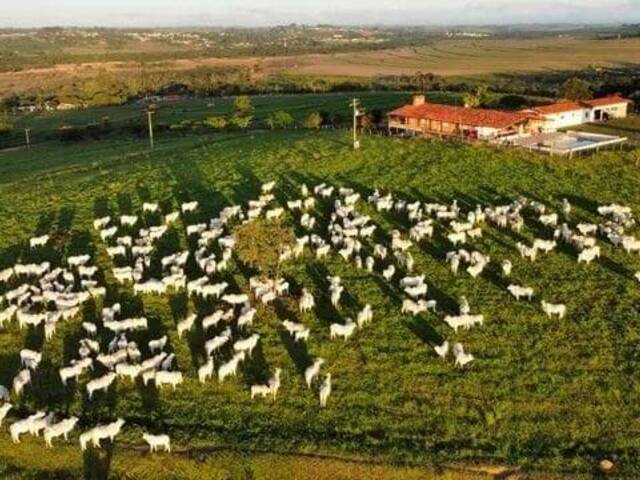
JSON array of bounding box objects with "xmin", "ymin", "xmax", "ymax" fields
[
  {"xmin": 527, "ymin": 95, "xmax": 632, "ymax": 116},
  {"xmin": 528, "ymin": 101, "xmax": 587, "ymax": 115},
  {"xmin": 584, "ymin": 95, "xmax": 632, "ymax": 108},
  {"xmin": 388, "ymin": 103, "xmax": 531, "ymax": 129}
]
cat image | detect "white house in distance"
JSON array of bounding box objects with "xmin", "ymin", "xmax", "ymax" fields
[
  {"xmin": 522, "ymin": 95, "xmax": 632, "ymax": 132},
  {"xmin": 388, "ymin": 94, "xmax": 633, "ymax": 147}
]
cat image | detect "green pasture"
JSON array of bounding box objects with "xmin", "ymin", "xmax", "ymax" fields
[{"xmin": 1, "ymin": 122, "xmax": 640, "ymax": 478}]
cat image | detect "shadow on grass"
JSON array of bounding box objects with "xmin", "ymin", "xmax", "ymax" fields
[{"xmin": 83, "ymin": 441, "xmax": 114, "ymax": 480}]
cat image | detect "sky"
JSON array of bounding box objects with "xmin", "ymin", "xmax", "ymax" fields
[{"xmin": 0, "ymin": 0, "xmax": 639, "ymax": 28}]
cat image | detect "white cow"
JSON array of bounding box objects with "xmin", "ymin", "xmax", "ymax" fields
[
  {"xmin": 453, "ymin": 343, "xmax": 474, "ymax": 368},
  {"xmin": 330, "ymin": 285, "xmax": 344, "ymax": 308},
  {"xmin": 233, "ymin": 334, "xmax": 260, "ymax": 357},
  {"xmin": 0, "ymin": 402, "xmax": 12, "ymax": 426},
  {"xmin": 10, "ymin": 412, "xmax": 46, "ymax": 443},
  {"xmin": 143, "ymin": 433, "xmax": 171, "ymax": 453},
  {"xmin": 30, "ymin": 235, "xmax": 49, "ymax": 249},
  {"xmin": 177, "ymin": 314, "xmax": 197, "ymax": 338},
  {"xmin": 86, "ymin": 373, "xmax": 117, "ymax": 399},
  {"xmin": 502, "ymin": 259, "xmax": 512, "ymax": 276},
  {"xmin": 382, "ymin": 265, "xmax": 395, "ymax": 282},
  {"xmin": 0, "ymin": 385, "xmax": 10, "ymax": 402},
  {"xmin": 319, "ymin": 374, "xmax": 332, "ymax": 408},
  {"xmin": 181, "ymin": 201, "xmax": 199, "ymax": 213},
  {"xmin": 434, "ymin": 341, "xmax": 449, "ymax": 359},
  {"xmin": 507, "ymin": 284, "xmax": 534, "ymax": 301},
  {"xmin": 198, "ymin": 357, "xmax": 215, "ymax": 383},
  {"xmin": 402, "ymin": 298, "xmax": 436, "ymax": 316},
  {"xmin": 155, "ymin": 371, "xmax": 183, "ymax": 390},
  {"xmin": 299, "ymin": 289, "xmax": 315, "ymax": 313},
  {"xmin": 305, "ymin": 358, "xmax": 325, "ymax": 388},
  {"xmin": 90, "ymin": 418, "xmax": 126, "ymax": 448},
  {"xmin": 218, "ymin": 352, "xmax": 246, "ymax": 382},
  {"xmin": 356, "ymin": 305, "xmax": 373, "ymax": 328},
  {"xmin": 205, "ymin": 328, "xmax": 232, "ymax": 356},
  {"xmin": 404, "ymin": 283, "xmax": 427, "ymax": 299},
  {"xmin": 143, "ymin": 202, "xmax": 159, "ymax": 213},
  {"xmin": 44, "ymin": 417, "xmax": 79, "ymax": 447},
  {"xmin": 13, "ymin": 369, "xmax": 31, "ymax": 396},
  {"xmin": 329, "ymin": 320, "xmax": 357, "ymax": 341},
  {"xmin": 541, "ymin": 300, "xmax": 567, "ymax": 319}
]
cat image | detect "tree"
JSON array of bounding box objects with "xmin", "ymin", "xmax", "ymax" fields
[
  {"xmin": 234, "ymin": 218, "xmax": 296, "ymax": 278},
  {"xmin": 0, "ymin": 110, "xmax": 13, "ymax": 135},
  {"xmin": 230, "ymin": 114, "xmax": 253, "ymax": 130},
  {"xmin": 560, "ymin": 78, "xmax": 593, "ymax": 101},
  {"xmin": 497, "ymin": 95, "xmax": 528, "ymax": 110},
  {"xmin": 463, "ymin": 85, "xmax": 490, "ymax": 108},
  {"xmin": 233, "ymin": 95, "xmax": 254, "ymax": 116},
  {"xmin": 80, "ymin": 69, "xmax": 128, "ymax": 107},
  {"xmin": 205, "ymin": 116, "xmax": 228, "ymax": 130},
  {"xmin": 413, "ymin": 71, "xmax": 439, "ymax": 93},
  {"xmin": 303, "ymin": 112, "xmax": 323, "ymax": 129},
  {"xmin": 266, "ymin": 110, "xmax": 294, "ymax": 130}
]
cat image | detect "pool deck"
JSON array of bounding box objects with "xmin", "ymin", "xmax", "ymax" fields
[{"xmin": 509, "ymin": 131, "xmax": 627, "ymax": 156}]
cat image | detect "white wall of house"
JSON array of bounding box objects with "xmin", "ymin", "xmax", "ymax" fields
[
  {"xmin": 476, "ymin": 126, "xmax": 501, "ymax": 139},
  {"xmin": 542, "ymin": 108, "xmax": 591, "ymax": 131},
  {"xmin": 588, "ymin": 102, "xmax": 629, "ymax": 121}
]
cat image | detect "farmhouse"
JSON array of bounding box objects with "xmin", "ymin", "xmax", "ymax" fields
[
  {"xmin": 522, "ymin": 95, "xmax": 632, "ymax": 131},
  {"xmin": 388, "ymin": 95, "xmax": 532, "ymax": 140},
  {"xmin": 388, "ymin": 94, "xmax": 633, "ymax": 143}
]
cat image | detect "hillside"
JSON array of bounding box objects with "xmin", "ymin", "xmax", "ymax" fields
[{"xmin": 1, "ymin": 120, "xmax": 640, "ymax": 477}]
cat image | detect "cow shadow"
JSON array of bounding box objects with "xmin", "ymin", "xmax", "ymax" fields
[
  {"xmin": 117, "ymin": 192, "xmax": 134, "ymax": 215},
  {"xmin": 404, "ymin": 317, "xmax": 444, "ymax": 348},
  {"xmin": 241, "ymin": 342, "xmax": 270, "ymax": 385},
  {"xmin": 93, "ymin": 196, "xmax": 113, "ymax": 220},
  {"xmin": 83, "ymin": 442, "xmax": 115, "ymax": 480},
  {"xmin": 278, "ymin": 329, "xmax": 311, "ymax": 377}
]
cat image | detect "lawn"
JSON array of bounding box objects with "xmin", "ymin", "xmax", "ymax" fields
[
  {"xmin": 1, "ymin": 123, "xmax": 640, "ymax": 479},
  {"xmin": 1, "ymin": 92, "xmax": 416, "ymax": 150}
]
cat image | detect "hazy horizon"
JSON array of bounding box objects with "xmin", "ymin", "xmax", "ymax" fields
[{"xmin": 1, "ymin": 0, "xmax": 638, "ymax": 28}]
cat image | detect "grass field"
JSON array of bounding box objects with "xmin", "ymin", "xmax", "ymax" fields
[
  {"xmin": 2, "ymin": 91, "xmax": 481, "ymax": 150},
  {"xmin": 1, "ymin": 106, "xmax": 640, "ymax": 479},
  {"xmin": 292, "ymin": 37, "xmax": 640, "ymax": 78},
  {"xmin": 2, "ymin": 36, "xmax": 640, "ymax": 96}
]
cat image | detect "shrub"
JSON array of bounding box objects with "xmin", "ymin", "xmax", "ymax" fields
[
  {"xmin": 233, "ymin": 95, "xmax": 254, "ymax": 116},
  {"xmin": 205, "ymin": 116, "xmax": 228, "ymax": 130},
  {"xmin": 230, "ymin": 114, "xmax": 253, "ymax": 130},
  {"xmin": 266, "ymin": 111, "xmax": 294, "ymax": 130},
  {"xmin": 303, "ymin": 112, "xmax": 323, "ymax": 129},
  {"xmin": 463, "ymin": 85, "xmax": 490, "ymax": 108}
]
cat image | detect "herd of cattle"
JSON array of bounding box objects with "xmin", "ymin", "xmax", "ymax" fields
[{"xmin": 0, "ymin": 178, "xmax": 639, "ymax": 453}]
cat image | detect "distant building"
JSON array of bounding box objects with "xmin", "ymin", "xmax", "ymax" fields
[
  {"xmin": 57, "ymin": 103, "xmax": 78, "ymax": 111},
  {"xmin": 388, "ymin": 95, "xmax": 533, "ymax": 141}
]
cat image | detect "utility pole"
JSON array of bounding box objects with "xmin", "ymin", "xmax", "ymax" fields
[
  {"xmin": 24, "ymin": 128, "xmax": 31, "ymax": 151},
  {"xmin": 146, "ymin": 109, "xmax": 155, "ymax": 149},
  {"xmin": 350, "ymin": 98, "xmax": 361, "ymax": 150}
]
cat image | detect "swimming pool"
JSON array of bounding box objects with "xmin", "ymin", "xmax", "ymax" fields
[{"xmin": 511, "ymin": 131, "xmax": 627, "ymax": 156}]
